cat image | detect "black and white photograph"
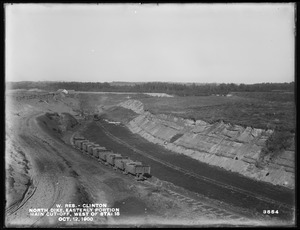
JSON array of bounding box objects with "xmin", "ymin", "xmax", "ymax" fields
[{"xmin": 4, "ymin": 3, "xmax": 296, "ymax": 227}]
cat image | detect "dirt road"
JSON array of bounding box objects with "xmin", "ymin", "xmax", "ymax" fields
[
  {"xmin": 5, "ymin": 102, "xmax": 162, "ymax": 227},
  {"xmin": 6, "ymin": 110, "xmax": 78, "ymax": 227}
]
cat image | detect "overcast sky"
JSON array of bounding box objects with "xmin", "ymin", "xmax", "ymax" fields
[{"xmin": 5, "ymin": 3, "xmax": 295, "ymax": 84}]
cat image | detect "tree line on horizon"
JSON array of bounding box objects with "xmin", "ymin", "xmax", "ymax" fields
[{"xmin": 6, "ymin": 81, "xmax": 294, "ymax": 96}]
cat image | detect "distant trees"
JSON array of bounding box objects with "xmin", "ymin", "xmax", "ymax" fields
[{"xmin": 7, "ymin": 81, "xmax": 294, "ymax": 96}]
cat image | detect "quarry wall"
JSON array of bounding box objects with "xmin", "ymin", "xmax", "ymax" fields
[{"xmin": 119, "ymin": 100, "xmax": 295, "ymax": 189}]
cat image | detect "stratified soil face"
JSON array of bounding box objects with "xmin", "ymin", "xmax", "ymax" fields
[
  {"xmin": 119, "ymin": 100, "xmax": 295, "ymax": 189},
  {"xmin": 5, "ymin": 90, "xmax": 295, "ymax": 227}
]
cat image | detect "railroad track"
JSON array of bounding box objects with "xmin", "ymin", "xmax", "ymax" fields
[
  {"xmin": 96, "ymin": 121, "xmax": 293, "ymax": 211},
  {"xmin": 73, "ymin": 125, "xmax": 248, "ymax": 221},
  {"xmin": 5, "ymin": 201, "xmax": 21, "ymax": 215},
  {"xmin": 30, "ymin": 181, "xmax": 63, "ymax": 227},
  {"xmin": 6, "ymin": 182, "xmax": 37, "ymax": 216}
]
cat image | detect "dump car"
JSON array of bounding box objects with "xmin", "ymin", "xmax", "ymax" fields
[
  {"xmin": 140, "ymin": 165, "xmax": 151, "ymax": 175},
  {"xmin": 76, "ymin": 139, "xmax": 89, "ymax": 150},
  {"xmin": 115, "ymin": 158, "xmax": 133, "ymax": 171},
  {"xmin": 73, "ymin": 136, "xmax": 85, "ymax": 145},
  {"xmin": 82, "ymin": 142, "xmax": 94, "ymax": 153},
  {"xmin": 124, "ymin": 161, "xmax": 151, "ymax": 179},
  {"xmin": 124, "ymin": 161, "xmax": 142, "ymax": 174},
  {"xmin": 74, "ymin": 139, "xmax": 82, "ymax": 148},
  {"xmin": 99, "ymin": 151, "xmax": 114, "ymax": 162},
  {"xmin": 106, "ymin": 154, "xmax": 123, "ymax": 166},
  {"xmin": 80, "ymin": 140, "xmax": 90, "ymax": 151},
  {"xmin": 86, "ymin": 143, "xmax": 97, "ymax": 154},
  {"xmin": 88, "ymin": 144, "xmax": 100, "ymax": 155},
  {"xmin": 91, "ymin": 146, "xmax": 107, "ymax": 158},
  {"xmin": 81, "ymin": 141, "xmax": 88, "ymax": 152}
]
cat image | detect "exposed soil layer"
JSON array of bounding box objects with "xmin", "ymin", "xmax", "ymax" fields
[
  {"xmin": 6, "ymin": 94, "xmax": 191, "ymax": 227},
  {"xmin": 6, "ymin": 91, "xmax": 295, "ymax": 227},
  {"xmin": 119, "ymin": 100, "xmax": 294, "ymax": 189},
  {"xmin": 81, "ymin": 120, "xmax": 294, "ymax": 221}
]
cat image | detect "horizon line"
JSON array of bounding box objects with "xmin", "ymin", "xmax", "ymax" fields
[{"xmin": 5, "ymin": 80, "xmax": 295, "ymax": 85}]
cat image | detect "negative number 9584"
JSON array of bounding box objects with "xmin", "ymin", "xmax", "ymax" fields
[{"xmin": 263, "ymin": 210, "xmax": 279, "ymax": 214}]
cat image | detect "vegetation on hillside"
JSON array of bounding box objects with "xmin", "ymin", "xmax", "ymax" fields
[
  {"xmin": 7, "ymin": 81, "xmax": 294, "ymax": 96},
  {"xmin": 265, "ymin": 131, "xmax": 294, "ymax": 152},
  {"xmin": 139, "ymin": 93, "xmax": 295, "ymax": 132},
  {"xmin": 10, "ymin": 81, "xmax": 293, "ymax": 156},
  {"xmin": 258, "ymin": 130, "xmax": 294, "ymax": 164}
]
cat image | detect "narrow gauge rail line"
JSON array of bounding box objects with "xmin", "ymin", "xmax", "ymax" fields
[
  {"xmin": 30, "ymin": 183, "xmax": 64, "ymax": 227},
  {"xmin": 6, "ymin": 184, "xmax": 37, "ymax": 216},
  {"xmin": 6, "ymin": 201, "xmax": 21, "ymax": 215},
  {"xmin": 96, "ymin": 121, "xmax": 293, "ymax": 210}
]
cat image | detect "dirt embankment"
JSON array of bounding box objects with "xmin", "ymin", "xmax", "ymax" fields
[
  {"xmin": 5, "ymin": 93, "xmax": 85, "ymax": 227},
  {"xmin": 5, "ymin": 136, "xmax": 32, "ymax": 209},
  {"xmin": 7, "ymin": 92, "xmax": 252, "ymax": 227},
  {"xmin": 119, "ymin": 100, "xmax": 295, "ymax": 189}
]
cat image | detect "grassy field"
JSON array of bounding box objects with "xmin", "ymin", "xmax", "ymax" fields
[
  {"xmin": 75, "ymin": 91, "xmax": 295, "ymax": 132},
  {"xmin": 138, "ymin": 93, "xmax": 295, "ymax": 132},
  {"xmin": 75, "ymin": 91, "xmax": 295, "ymax": 153},
  {"xmin": 232, "ymin": 91, "xmax": 294, "ymax": 103},
  {"xmin": 75, "ymin": 91, "xmax": 295, "ymax": 158},
  {"xmin": 138, "ymin": 92, "xmax": 295, "ymax": 155}
]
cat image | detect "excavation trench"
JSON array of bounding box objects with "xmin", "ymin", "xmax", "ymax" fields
[{"xmin": 80, "ymin": 119, "xmax": 294, "ymax": 221}]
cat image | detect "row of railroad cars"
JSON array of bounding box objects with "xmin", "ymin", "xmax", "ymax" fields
[{"xmin": 73, "ymin": 136, "xmax": 151, "ymax": 180}]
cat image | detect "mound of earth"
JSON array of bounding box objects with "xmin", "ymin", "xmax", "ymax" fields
[
  {"xmin": 119, "ymin": 100, "xmax": 144, "ymax": 114},
  {"xmin": 5, "ymin": 137, "xmax": 32, "ymax": 208},
  {"xmin": 37, "ymin": 112, "xmax": 78, "ymax": 138},
  {"xmin": 102, "ymin": 107, "xmax": 139, "ymax": 124}
]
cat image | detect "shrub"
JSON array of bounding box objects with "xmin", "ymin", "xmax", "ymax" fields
[{"xmin": 261, "ymin": 131, "xmax": 294, "ymax": 159}]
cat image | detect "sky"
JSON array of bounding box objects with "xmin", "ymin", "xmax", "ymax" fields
[{"xmin": 5, "ymin": 3, "xmax": 295, "ymax": 84}]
